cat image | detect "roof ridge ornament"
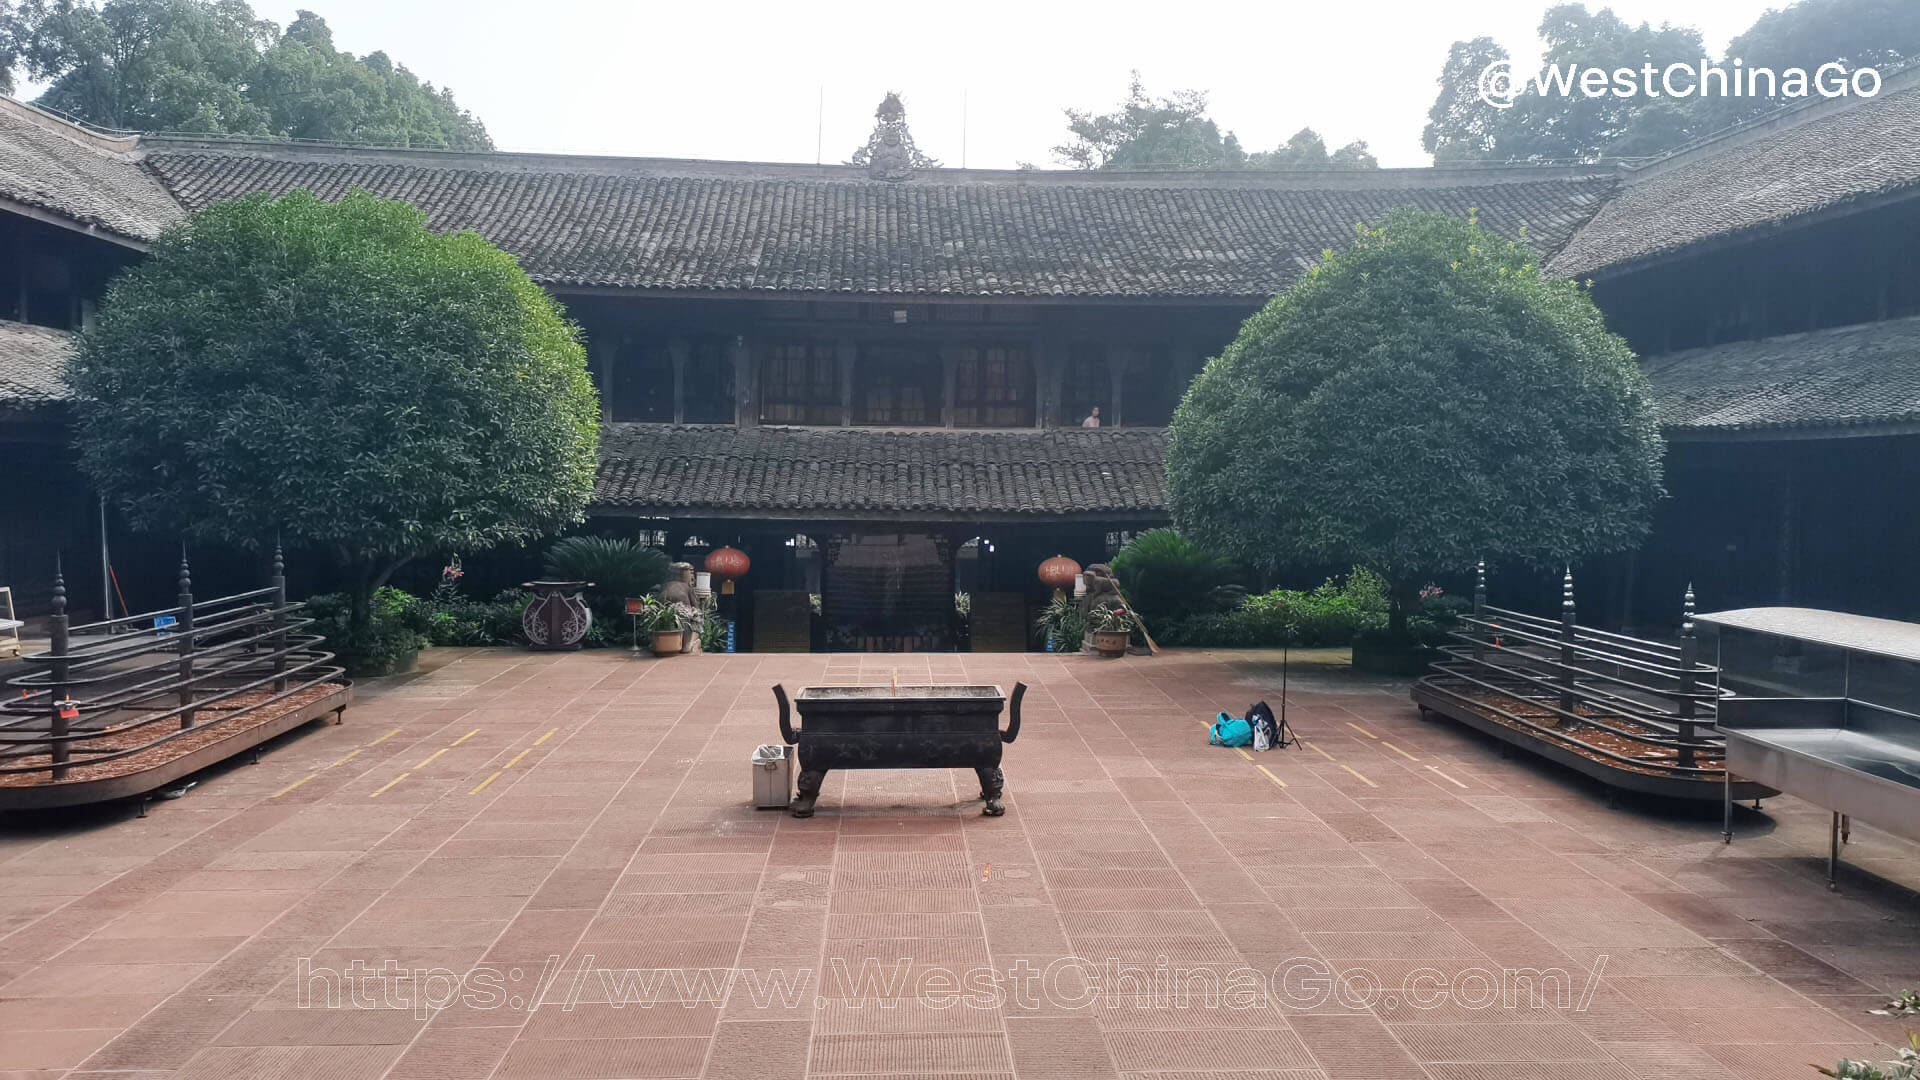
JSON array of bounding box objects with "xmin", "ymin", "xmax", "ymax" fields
[{"xmin": 850, "ymin": 92, "xmax": 939, "ymax": 181}]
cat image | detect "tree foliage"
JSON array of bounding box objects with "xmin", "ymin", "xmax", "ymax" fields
[
  {"xmin": 1716, "ymin": 0, "xmax": 1920, "ymax": 126},
  {"xmin": 1165, "ymin": 208, "xmax": 1663, "ymax": 629},
  {"xmin": 70, "ymin": 189, "xmax": 598, "ymax": 624},
  {"xmin": 1426, "ymin": 0, "xmax": 1920, "ymax": 163},
  {"xmin": 10, "ymin": 1, "xmax": 489, "ymax": 148},
  {"xmin": 1051, "ymin": 72, "xmax": 1377, "ymax": 170}
]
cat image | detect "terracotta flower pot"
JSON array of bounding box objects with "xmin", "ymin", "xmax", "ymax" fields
[
  {"xmin": 650, "ymin": 629, "xmax": 685, "ymax": 656},
  {"xmin": 1091, "ymin": 630, "xmax": 1130, "ymax": 657}
]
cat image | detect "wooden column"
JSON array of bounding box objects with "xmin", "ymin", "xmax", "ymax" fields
[
  {"xmin": 1036, "ymin": 335, "xmax": 1063, "ymax": 429},
  {"xmin": 1170, "ymin": 344, "xmax": 1199, "ymax": 413},
  {"xmin": 668, "ymin": 337, "xmax": 690, "ymax": 424},
  {"xmin": 838, "ymin": 338, "xmax": 857, "ymax": 427},
  {"xmin": 1106, "ymin": 343, "xmax": 1128, "ymax": 428},
  {"xmin": 588, "ymin": 336, "xmax": 616, "ymax": 422},
  {"xmin": 941, "ymin": 347, "xmax": 958, "ymax": 428},
  {"xmin": 732, "ymin": 334, "xmax": 755, "ymax": 426},
  {"xmin": 1777, "ymin": 460, "xmax": 1797, "ymax": 606}
]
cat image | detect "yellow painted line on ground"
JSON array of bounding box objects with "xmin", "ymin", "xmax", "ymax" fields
[
  {"xmin": 369, "ymin": 772, "xmax": 411, "ymax": 797},
  {"xmin": 271, "ymin": 773, "xmax": 317, "ymax": 798},
  {"xmin": 1345, "ymin": 721, "xmax": 1379, "ymax": 740},
  {"xmin": 414, "ymin": 747, "xmax": 449, "ymax": 769},
  {"xmin": 368, "ymin": 728, "xmax": 401, "ymax": 746},
  {"xmin": 1381, "ymin": 740, "xmax": 1419, "ymax": 762},
  {"xmin": 450, "ymin": 728, "xmax": 481, "ymax": 747},
  {"xmin": 1338, "ymin": 763, "xmax": 1379, "ymax": 788},
  {"xmin": 1304, "ymin": 740, "xmax": 1337, "ymax": 762},
  {"xmin": 1235, "ymin": 747, "xmax": 1254, "ymax": 760},
  {"xmin": 326, "ymin": 748, "xmax": 363, "ymax": 770},
  {"xmin": 470, "ymin": 729, "xmax": 558, "ymax": 795},
  {"xmin": 1256, "ymin": 764, "xmax": 1287, "ymax": 789},
  {"xmin": 1427, "ymin": 764, "xmax": 1469, "ymax": 789}
]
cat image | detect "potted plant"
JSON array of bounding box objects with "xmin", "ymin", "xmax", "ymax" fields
[
  {"xmin": 1034, "ymin": 595, "xmax": 1086, "ymax": 653},
  {"xmin": 637, "ymin": 598, "xmax": 688, "ymax": 656},
  {"xmin": 1088, "ymin": 603, "xmax": 1135, "ymax": 658}
]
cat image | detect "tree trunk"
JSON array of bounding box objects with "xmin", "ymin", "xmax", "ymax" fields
[
  {"xmin": 342, "ymin": 553, "xmax": 412, "ymax": 633},
  {"xmin": 1387, "ymin": 580, "xmax": 1417, "ymax": 641}
]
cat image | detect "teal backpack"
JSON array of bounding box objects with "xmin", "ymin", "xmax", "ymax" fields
[{"xmin": 1209, "ymin": 712, "xmax": 1253, "ymax": 747}]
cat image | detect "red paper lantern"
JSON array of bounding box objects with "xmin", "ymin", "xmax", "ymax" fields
[
  {"xmin": 1038, "ymin": 554, "xmax": 1081, "ymax": 590},
  {"xmin": 705, "ymin": 546, "xmax": 751, "ymax": 581}
]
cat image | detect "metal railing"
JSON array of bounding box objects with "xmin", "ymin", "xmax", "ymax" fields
[
  {"xmin": 1418, "ymin": 562, "xmax": 1731, "ymax": 780},
  {"xmin": 0, "ymin": 546, "xmax": 344, "ymax": 782}
]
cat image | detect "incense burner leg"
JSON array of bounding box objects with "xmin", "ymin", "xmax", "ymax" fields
[
  {"xmin": 792, "ymin": 768, "xmax": 827, "ymax": 818},
  {"xmin": 976, "ymin": 766, "xmax": 1005, "ymax": 817}
]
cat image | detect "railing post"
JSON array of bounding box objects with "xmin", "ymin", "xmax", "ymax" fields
[
  {"xmin": 48, "ymin": 556, "xmax": 71, "ymax": 781},
  {"xmin": 1559, "ymin": 567, "xmax": 1577, "ymax": 712},
  {"xmin": 1677, "ymin": 583, "xmax": 1699, "ymax": 769},
  {"xmin": 177, "ymin": 547, "xmax": 196, "ymax": 729},
  {"xmin": 1473, "ymin": 558, "xmax": 1487, "ymax": 658},
  {"xmin": 271, "ymin": 539, "xmax": 288, "ymax": 692}
]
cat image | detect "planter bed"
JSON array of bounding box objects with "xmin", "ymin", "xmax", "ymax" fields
[
  {"xmin": 0, "ymin": 681, "xmax": 352, "ymax": 809},
  {"xmin": 1414, "ymin": 664, "xmax": 1772, "ymax": 802}
]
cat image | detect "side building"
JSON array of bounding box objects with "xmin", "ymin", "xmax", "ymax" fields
[{"xmin": 1556, "ymin": 66, "xmax": 1920, "ymax": 625}]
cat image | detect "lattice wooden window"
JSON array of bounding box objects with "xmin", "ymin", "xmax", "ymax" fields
[
  {"xmin": 952, "ymin": 345, "xmax": 1035, "ymax": 427},
  {"xmin": 758, "ymin": 342, "xmax": 840, "ymax": 425},
  {"xmin": 856, "ymin": 345, "xmax": 941, "ymax": 426}
]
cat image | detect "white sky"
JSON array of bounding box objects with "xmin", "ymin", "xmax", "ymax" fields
[{"xmin": 254, "ymin": 0, "xmax": 1783, "ymax": 168}]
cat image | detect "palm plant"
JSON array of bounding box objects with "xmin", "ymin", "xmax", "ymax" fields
[
  {"xmin": 1111, "ymin": 528, "xmax": 1227, "ymax": 626},
  {"xmin": 543, "ymin": 536, "xmax": 671, "ymax": 615}
]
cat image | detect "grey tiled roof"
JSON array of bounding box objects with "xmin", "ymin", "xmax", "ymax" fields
[
  {"xmin": 0, "ymin": 319, "xmax": 74, "ymax": 406},
  {"xmin": 594, "ymin": 424, "xmax": 1169, "ymax": 517},
  {"xmin": 1643, "ymin": 315, "xmax": 1920, "ymax": 435},
  {"xmin": 1552, "ymin": 74, "xmax": 1920, "ymax": 278},
  {"xmin": 0, "ymin": 100, "xmax": 182, "ymax": 242},
  {"xmin": 141, "ymin": 146, "xmax": 1613, "ymax": 297}
]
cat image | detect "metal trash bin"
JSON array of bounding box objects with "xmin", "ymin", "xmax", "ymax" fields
[{"xmin": 751, "ymin": 744, "xmax": 794, "ymax": 810}]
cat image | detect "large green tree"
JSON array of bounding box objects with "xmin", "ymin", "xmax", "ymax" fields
[
  {"xmin": 246, "ymin": 11, "xmax": 488, "ymax": 147},
  {"xmin": 1166, "ymin": 209, "xmax": 1663, "ymax": 634},
  {"xmin": 1427, "ymin": 0, "xmax": 1920, "ymax": 164},
  {"xmin": 1425, "ymin": 4, "xmax": 1707, "ymax": 163},
  {"xmin": 1714, "ymin": 0, "xmax": 1920, "ymax": 126},
  {"xmin": 16, "ymin": 0, "xmax": 273, "ymax": 133},
  {"xmin": 1050, "ymin": 72, "xmax": 1377, "ymax": 170},
  {"xmin": 69, "ymin": 190, "xmax": 598, "ymax": 627},
  {"xmin": 12, "ymin": 1, "xmax": 489, "ymax": 148}
]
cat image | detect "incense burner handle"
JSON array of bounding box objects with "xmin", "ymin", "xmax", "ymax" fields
[
  {"xmin": 773, "ymin": 684, "xmax": 797, "ymax": 745},
  {"xmin": 1002, "ymin": 682, "xmax": 1025, "ymax": 744}
]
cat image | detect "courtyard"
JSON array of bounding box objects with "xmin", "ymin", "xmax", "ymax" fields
[{"xmin": 2, "ymin": 649, "xmax": 1916, "ymax": 1079}]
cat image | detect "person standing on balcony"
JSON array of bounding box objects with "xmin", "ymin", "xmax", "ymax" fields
[{"xmin": 1081, "ymin": 406, "xmax": 1101, "ymax": 428}]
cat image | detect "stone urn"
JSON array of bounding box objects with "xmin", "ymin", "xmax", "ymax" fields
[{"xmin": 522, "ymin": 581, "xmax": 593, "ymax": 651}]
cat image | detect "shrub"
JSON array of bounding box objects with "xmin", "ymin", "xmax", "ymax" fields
[
  {"xmin": 1034, "ymin": 595, "xmax": 1087, "ymax": 652},
  {"xmin": 1159, "ymin": 567, "xmax": 1396, "ymax": 648},
  {"xmin": 543, "ymin": 536, "xmax": 671, "ymax": 617},
  {"xmin": 305, "ymin": 587, "xmax": 428, "ymax": 675},
  {"xmin": 1110, "ymin": 528, "xmax": 1227, "ymax": 628},
  {"xmin": 419, "ymin": 588, "xmax": 529, "ymax": 646}
]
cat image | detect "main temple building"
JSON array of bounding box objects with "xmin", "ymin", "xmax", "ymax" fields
[{"xmin": 4, "ymin": 72, "xmax": 1918, "ymax": 650}]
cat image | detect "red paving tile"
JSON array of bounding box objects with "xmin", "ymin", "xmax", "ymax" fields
[{"xmin": 1, "ymin": 649, "xmax": 1917, "ymax": 1078}]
